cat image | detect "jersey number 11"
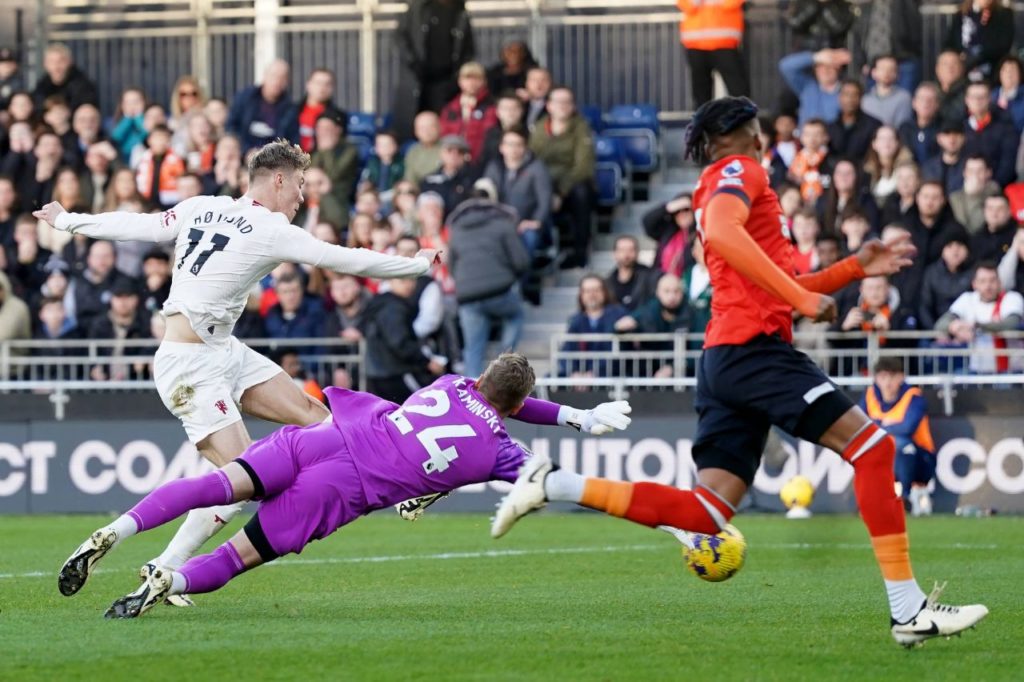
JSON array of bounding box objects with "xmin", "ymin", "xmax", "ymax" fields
[{"xmin": 178, "ymin": 229, "xmax": 231, "ymax": 275}]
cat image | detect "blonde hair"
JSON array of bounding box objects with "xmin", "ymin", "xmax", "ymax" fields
[
  {"xmin": 170, "ymin": 75, "xmax": 205, "ymax": 118},
  {"xmin": 476, "ymin": 353, "xmax": 536, "ymax": 414},
  {"xmin": 248, "ymin": 139, "xmax": 311, "ymax": 180}
]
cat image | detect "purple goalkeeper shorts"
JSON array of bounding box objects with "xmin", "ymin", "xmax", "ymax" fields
[{"xmin": 238, "ymin": 422, "xmax": 367, "ymax": 557}]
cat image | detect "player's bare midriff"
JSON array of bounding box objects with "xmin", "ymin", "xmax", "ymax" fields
[{"xmin": 164, "ymin": 313, "xmax": 204, "ymax": 343}]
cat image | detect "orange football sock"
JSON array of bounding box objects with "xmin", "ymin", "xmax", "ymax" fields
[
  {"xmin": 579, "ymin": 480, "xmax": 732, "ymax": 536},
  {"xmin": 843, "ymin": 422, "xmax": 914, "ymax": 579},
  {"xmin": 580, "ymin": 479, "xmax": 634, "ymax": 517}
]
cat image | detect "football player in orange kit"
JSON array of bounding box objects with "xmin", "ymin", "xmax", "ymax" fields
[{"xmin": 494, "ymin": 97, "xmax": 988, "ymax": 647}]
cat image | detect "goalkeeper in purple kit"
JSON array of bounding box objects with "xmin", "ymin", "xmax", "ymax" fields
[{"xmin": 57, "ymin": 353, "xmax": 633, "ymax": 619}]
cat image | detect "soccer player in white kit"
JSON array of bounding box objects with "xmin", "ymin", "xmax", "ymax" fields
[{"xmin": 35, "ymin": 140, "xmax": 436, "ymax": 602}]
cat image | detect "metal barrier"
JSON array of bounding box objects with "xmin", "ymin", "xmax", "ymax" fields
[
  {"xmin": 0, "ymin": 337, "xmax": 365, "ymax": 393},
  {"xmin": 34, "ymin": 1, "xmax": 1024, "ymax": 121},
  {"xmin": 549, "ymin": 329, "xmax": 1024, "ymax": 392}
]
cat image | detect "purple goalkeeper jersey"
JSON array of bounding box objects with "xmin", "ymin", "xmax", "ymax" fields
[{"xmin": 324, "ymin": 375, "xmax": 529, "ymax": 511}]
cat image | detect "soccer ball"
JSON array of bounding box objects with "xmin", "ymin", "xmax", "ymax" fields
[
  {"xmin": 682, "ymin": 524, "xmax": 748, "ymax": 582},
  {"xmin": 780, "ymin": 475, "xmax": 814, "ymax": 510}
]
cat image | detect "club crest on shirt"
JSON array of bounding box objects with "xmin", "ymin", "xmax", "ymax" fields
[
  {"xmin": 722, "ymin": 160, "xmax": 744, "ymax": 177},
  {"xmin": 215, "ymin": 400, "xmax": 228, "ymax": 415}
]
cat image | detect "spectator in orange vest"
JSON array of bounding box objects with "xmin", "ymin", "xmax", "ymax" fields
[
  {"xmin": 860, "ymin": 357, "xmax": 936, "ymax": 516},
  {"xmin": 677, "ymin": 0, "xmax": 750, "ymax": 107},
  {"xmin": 134, "ymin": 124, "xmax": 185, "ymax": 209}
]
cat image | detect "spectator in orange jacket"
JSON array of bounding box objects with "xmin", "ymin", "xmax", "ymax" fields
[
  {"xmin": 677, "ymin": 0, "xmax": 749, "ymax": 107},
  {"xmin": 135, "ymin": 124, "xmax": 185, "ymax": 209},
  {"xmin": 439, "ymin": 62, "xmax": 498, "ymax": 162}
]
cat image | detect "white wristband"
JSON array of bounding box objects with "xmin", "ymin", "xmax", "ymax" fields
[{"xmin": 557, "ymin": 405, "xmax": 585, "ymax": 430}]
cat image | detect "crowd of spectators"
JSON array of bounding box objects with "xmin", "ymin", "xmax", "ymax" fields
[
  {"xmin": 559, "ymin": 0, "xmax": 1024, "ymax": 380},
  {"xmin": 0, "ymin": 1, "xmax": 602, "ymax": 399},
  {"xmin": 2, "ymin": 0, "xmax": 1024, "ymax": 393}
]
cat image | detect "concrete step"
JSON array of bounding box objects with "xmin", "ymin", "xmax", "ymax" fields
[
  {"xmin": 516, "ymin": 338, "xmax": 552, "ymax": 359},
  {"xmin": 520, "ymin": 322, "xmax": 565, "ymax": 342},
  {"xmin": 524, "ymin": 306, "xmax": 575, "ymax": 324}
]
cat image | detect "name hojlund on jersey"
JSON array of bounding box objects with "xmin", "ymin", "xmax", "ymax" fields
[{"xmin": 192, "ymin": 210, "xmax": 255, "ymax": 234}]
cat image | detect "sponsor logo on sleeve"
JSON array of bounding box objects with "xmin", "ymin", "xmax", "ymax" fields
[
  {"xmin": 722, "ymin": 160, "xmax": 744, "ymax": 177},
  {"xmin": 160, "ymin": 209, "xmax": 177, "ymax": 228}
]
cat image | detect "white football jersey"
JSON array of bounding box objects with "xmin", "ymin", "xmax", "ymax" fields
[{"xmin": 56, "ymin": 195, "xmax": 429, "ymax": 346}]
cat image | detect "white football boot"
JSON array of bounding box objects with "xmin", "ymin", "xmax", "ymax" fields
[
  {"xmin": 891, "ymin": 582, "xmax": 989, "ymax": 647},
  {"xmin": 139, "ymin": 564, "xmax": 195, "ymax": 607},
  {"xmin": 58, "ymin": 528, "xmax": 118, "ymax": 597},
  {"xmin": 105, "ymin": 563, "xmax": 174, "ymax": 619},
  {"xmin": 491, "ymin": 454, "xmax": 553, "ymax": 539}
]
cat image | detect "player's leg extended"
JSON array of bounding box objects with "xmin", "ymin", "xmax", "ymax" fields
[
  {"xmin": 818, "ymin": 406, "xmax": 987, "ymax": 644},
  {"xmin": 492, "ymin": 454, "xmax": 741, "ymax": 538},
  {"xmin": 105, "ymin": 529, "xmax": 266, "ymax": 619},
  {"xmin": 105, "ymin": 434, "xmax": 312, "ymax": 618},
  {"xmin": 57, "ymin": 462, "xmax": 255, "ymax": 597},
  {"xmin": 157, "ymin": 343, "xmax": 328, "ymax": 571},
  {"xmin": 239, "ymin": 371, "xmax": 331, "ymax": 427},
  {"xmin": 153, "ymin": 420, "xmax": 254, "ymax": 571},
  {"xmin": 819, "ymin": 408, "xmax": 924, "ymax": 616}
]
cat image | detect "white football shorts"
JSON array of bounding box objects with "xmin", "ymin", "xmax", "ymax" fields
[{"xmin": 153, "ymin": 337, "xmax": 282, "ymax": 443}]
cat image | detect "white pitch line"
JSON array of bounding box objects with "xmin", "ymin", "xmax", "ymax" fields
[{"xmin": 0, "ymin": 541, "xmax": 1000, "ymax": 581}]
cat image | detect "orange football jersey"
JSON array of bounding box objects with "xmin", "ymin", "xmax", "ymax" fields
[{"xmin": 693, "ymin": 154, "xmax": 797, "ymax": 347}]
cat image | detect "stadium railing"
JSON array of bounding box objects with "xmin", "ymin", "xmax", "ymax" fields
[
  {"xmin": 3, "ymin": 331, "xmax": 1022, "ymax": 419},
  {"xmin": 0, "ymin": 337, "xmax": 364, "ymax": 393},
  {"xmin": 34, "ymin": 1, "xmax": 1023, "ymax": 123},
  {"xmin": 544, "ymin": 330, "xmax": 1024, "ymax": 409}
]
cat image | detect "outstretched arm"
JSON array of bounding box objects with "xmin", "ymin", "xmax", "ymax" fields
[
  {"xmin": 703, "ymin": 192, "xmax": 829, "ymax": 320},
  {"xmin": 275, "ymin": 224, "xmax": 433, "ymax": 279},
  {"xmin": 796, "ymin": 235, "xmax": 915, "ymax": 294},
  {"xmin": 34, "ymin": 201, "xmax": 189, "ymax": 243},
  {"xmin": 513, "ymin": 397, "xmax": 632, "ymax": 435}
]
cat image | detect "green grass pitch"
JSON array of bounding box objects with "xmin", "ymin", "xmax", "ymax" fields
[{"xmin": 2, "ymin": 512, "xmax": 1022, "ymax": 681}]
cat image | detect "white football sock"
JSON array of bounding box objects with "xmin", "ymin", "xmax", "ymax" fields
[
  {"xmin": 886, "ymin": 578, "xmax": 928, "ymax": 623},
  {"xmin": 543, "ymin": 468, "xmax": 586, "ymax": 503},
  {"xmin": 169, "ymin": 571, "xmax": 188, "ymax": 596},
  {"xmin": 106, "ymin": 514, "xmax": 140, "ymax": 547},
  {"xmin": 154, "ymin": 502, "xmax": 247, "ymax": 569}
]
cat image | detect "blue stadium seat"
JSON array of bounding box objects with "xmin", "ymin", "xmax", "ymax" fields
[
  {"xmin": 579, "ymin": 105, "xmax": 603, "ymax": 134},
  {"xmin": 349, "ymin": 136, "xmax": 374, "ymax": 165},
  {"xmin": 347, "ymin": 111, "xmax": 377, "ymax": 137},
  {"xmin": 594, "ymin": 135, "xmax": 627, "ymax": 171},
  {"xmin": 604, "ymin": 104, "xmax": 659, "ymax": 134},
  {"xmin": 594, "ymin": 136, "xmax": 626, "ymax": 206},
  {"xmin": 603, "ymin": 104, "xmax": 660, "ymax": 173}
]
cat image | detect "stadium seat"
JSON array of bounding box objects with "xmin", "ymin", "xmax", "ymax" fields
[
  {"xmin": 594, "ymin": 134, "xmax": 627, "ymax": 171},
  {"xmin": 605, "ymin": 104, "xmax": 659, "ymax": 134},
  {"xmin": 347, "ymin": 112, "xmax": 377, "ymax": 160},
  {"xmin": 579, "ymin": 105, "xmax": 603, "ymax": 134},
  {"xmin": 603, "ymin": 104, "xmax": 660, "ymax": 173},
  {"xmin": 347, "ymin": 111, "xmax": 377, "ymax": 138},
  {"xmin": 349, "ymin": 135, "xmax": 374, "ymax": 165},
  {"xmin": 594, "ymin": 135, "xmax": 626, "ymax": 206}
]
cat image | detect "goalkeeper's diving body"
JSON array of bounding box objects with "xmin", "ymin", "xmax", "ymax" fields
[
  {"xmin": 35, "ymin": 140, "xmax": 435, "ymax": 606},
  {"xmin": 491, "ymin": 97, "xmax": 988, "ymax": 648},
  {"xmin": 57, "ymin": 354, "xmax": 634, "ymax": 619}
]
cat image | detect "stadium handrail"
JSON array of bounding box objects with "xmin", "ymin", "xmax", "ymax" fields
[
  {"xmin": 3, "ymin": 331, "xmax": 1023, "ymax": 420},
  {"xmin": 0, "ymin": 337, "xmax": 364, "ymax": 394}
]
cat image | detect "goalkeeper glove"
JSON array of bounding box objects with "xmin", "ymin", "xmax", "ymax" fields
[{"xmin": 558, "ymin": 401, "xmax": 632, "ymax": 435}]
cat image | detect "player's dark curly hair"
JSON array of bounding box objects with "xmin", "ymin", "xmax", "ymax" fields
[{"xmin": 683, "ymin": 96, "xmax": 760, "ymax": 165}]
